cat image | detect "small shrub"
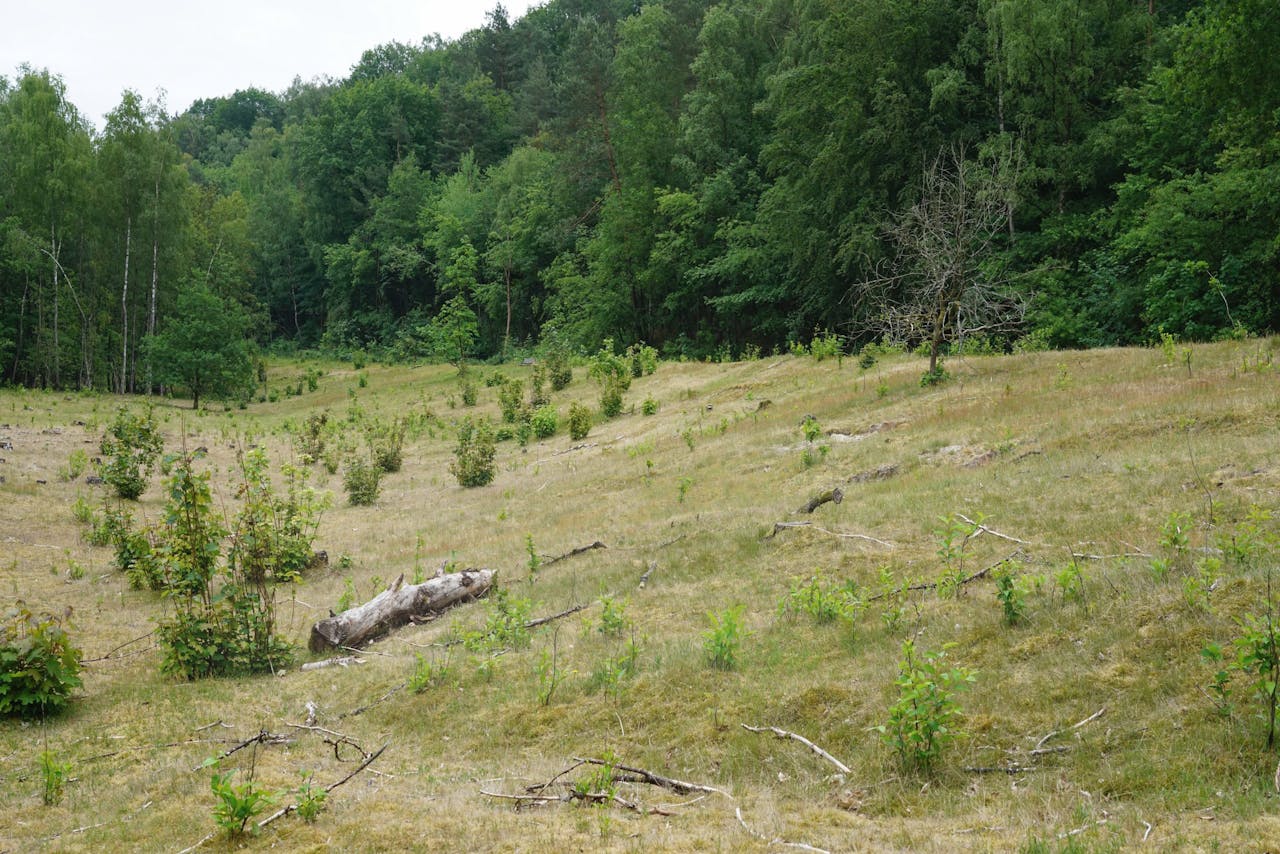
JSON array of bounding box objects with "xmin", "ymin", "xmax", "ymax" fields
[
  {"xmin": 993, "ymin": 563, "xmax": 1026, "ymax": 626},
  {"xmin": 780, "ymin": 574, "xmax": 862, "ymax": 625},
  {"xmin": 641, "ymin": 396, "xmax": 659, "ymax": 416},
  {"xmin": 99, "ymin": 407, "xmax": 163, "ymax": 500},
  {"xmin": 367, "ymin": 417, "xmax": 407, "ymax": 473},
  {"xmin": 294, "ymin": 771, "xmax": 327, "ymax": 823},
  {"xmin": 920, "ymin": 365, "xmax": 950, "ymax": 387},
  {"xmin": 529, "ymin": 364, "xmax": 550, "ymax": 408},
  {"xmin": 809, "ymin": 329, "xmax": 842, "ymax": 363},
  {"xmin": 530, "ymin": 405, "xmax": 558, "ymax": 439},
  {"xmin": 40, "ymin": 750, "xmax": 71, "ymax": 806},
  {"xmin": 451, "ymin": 417, "xmax": 497, "ymax": 488},
  {"xmin": 344, "ymin": 456, "xmax": 382, "ymax": 505},
  {"xmin": 208, "ymin": 764, "xmax": 279, "ymax": 837},
  {"xmin": 546, "ymin": 348, "xmax": 573, "ymax": 390},
  {"xmin": 704, "ymin": 605, "xmax": 747, "ymax": 670},
  {"xmin": 598, "ymin": 597, "xmax": 629, "ymax": 636},
  {"xmin": 625, "ymin": 341, "xmax": 659, "ymax": 377},
  {"xmin": 463, "ymin": 589, "xmax": 532, "ymax": 652},
  {"xmin": 876, "ymin": 640, "xmax": 975, "ymax": 773},
  {"xmin": 599, "ymin": 375, "xmax": 626, "ymax": 418},
  {"xmin": 295, "ymin": 411, "xmax": 329, "ymax": 462},
  {"xmin": 497, "ymin": 378, "xmax": 524, "ymax": 424},
  {"xmin": 0, "ymin": 605, "xmax": 83, "ymax": 718},
  {"xmin": 409, "ymin": 652, "xmax": 452, "ymax": 693},
  {"xmin": 60, "ymin": 449, "xmax": 89, "ymax": 481},
  {"xmin": 568, "ymin": 402, "xmax": 592, "ymax": 440},
  {"xmin": 460, "ymin": 377, "xmax": 478, "ymax": 406}
]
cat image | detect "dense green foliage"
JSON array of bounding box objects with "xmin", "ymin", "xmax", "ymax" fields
[
  {"xmin": 2, "ymin": 0, "xmax": 1277, "ymax": 390},
  {"xmin": 0, "ymin": 605, "xmax": 82, "ymax": 718}
]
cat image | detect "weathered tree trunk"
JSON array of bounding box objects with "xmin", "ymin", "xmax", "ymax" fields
[
  {"xmin": 309, "ymin": 569, "xmax": 494, "ymax": 652},
  {"xmin": 121, "ymin": 215, "xmax": 131, "ymax": 394}
]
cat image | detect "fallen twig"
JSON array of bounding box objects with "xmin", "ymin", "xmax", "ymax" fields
[
  {"xmin": 956, "ymin": 513, "xmax": 1032, "ymax": 545},
  {"xmin": 638, "ymin": 561, "xmax": 657, "ymax": 588},
  {"xmin": 257, "ymin": 741, "xmax": 389, "ymax": 830},
  {"xmin": 542, "ymin": 541, "xmax": 607, "ymax": 567},
  {"xmin": 735, "ymin": 806, "xmax": 830, "ymax": 854},
  {"xmin": 525, "ymin": 602, "xmax": 588, "ymax": 629},
  {"xmin": 574, "ymin": 756, "xmax": 730, "ymax": 797},
  {"xmin": 867, "ymin": 551, "xmax": 1019, "ymax": 602},
  {"xmin": 301, "ymin": 655, "xmax": 366, "ymax": 671},
  {"xmin": 192, "ymin": 729, "xmax": 293, "ymax": 771},
  {"xmin": 81, "ymin": 630, "xmax": 157, "ymax": 664},
  {"xmin": 766, "ymin": 521, "xmax": 894, "ymax": 548},
  {"xmin": 1057, "ymin": 818, "xmax": 1108, "ymax": 840},
  {"xmin": 339, "ymin": 682, "xmax": 407, "ymax": 719},
  {"xmin": 1035, "ymin": 707, "xmax": 1107, "ymax": 752},
  {"xmin": 285, "ymin": 723, "xmax": 369, "ymax": 761},
  {"xmin": 741, "ymin": 724, "xmax": 851, "ymax": 775}
]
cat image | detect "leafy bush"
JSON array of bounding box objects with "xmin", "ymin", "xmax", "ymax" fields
[
  {"xmin": 294, "ymin": 411, "xmax": 330, "ymax": 462},
  {"xmin": 231, "ymin": 449, "xmax": 330, "ymax": 584},
  {"xmin": 366, "ymin": 417, "xmax": 407, "ymax": 473},
  {"xmin": 460, "ymin": 377, "xmax": 478, "ymax": 406},
  {"xmin": 294, "ymin": 771, "xmax": 327, "ymax": 823},
  {"xmin": 208, "ymin": 764, "xmax": 279, "ymax": 837},
  {"xmin": 156, "ymin": 453, "xmax": 293, "ymax": 679},
  {"xmin": 529, "ymin": 364, "xmax": 550, "ymax": 408},
  {"xmin": 462, "ymin": 589, "xmax": 532, "ymax": 652},
  {"xmin": 59, "ymin": 448, "xmax": 89, "ymax": 481},
  {"xmin": 920, "ymin": 365, "xmax": 951, "ymax": 387},
  {"xmin": 641, "ymin": 396, "xmax": 659, "ymax": 416},
  {"xmin": 40, "ymin": 750, "xmax": 71, "ymax": 805},
  {"xmin": 625, "ymin": 341, "xmax": 659, "ymax": 377},
  {"xmin": 99, "ymin": 407, "xmax": 163, "ymax": 500},
  {"xmin": 876, "ymin": 640, "xmax": 975, "ymax": 773},
  {"xmin": 809, "ymin": 329, "xmax": 842, "ymax": 362},
  {"xmin": 0, "ymin": 605, "xmax": 83, "ymax": 718},
  {"xmin": 343, "ymin": 456, "xmax": 382, "ymax": 505},
  {"xmin": 780, "ymin": 574, "xmax": 862, "ymax": 624},
  {"xmin": 530, "ymin": 405, "xmax": 558, "ymax": 439},
  {"xmin": 704, "ymin": 605, "xmax": 747, "ymax": 670},
  {"xmin": 568, "ymin": 402, "xmax": 592, "ymax": 440},
  {"xmin": 497, "ymin": 378, "xmax": 525, "ymax": 423},
  {"xmin": 599, "ymin": 375, "xmax": 627, "ymax": 418},
  {"xmin": 451, "ymin": 417, "xmax": 497, "ymax": 487},
  {"xmin": 546, "ymin": 348, "xmax": 573, "ymax": 390}
]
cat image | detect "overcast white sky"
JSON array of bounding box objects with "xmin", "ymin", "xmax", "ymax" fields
[{"xmin": 1, "ymin": 0, "xmax": 539, "ymax": 129}]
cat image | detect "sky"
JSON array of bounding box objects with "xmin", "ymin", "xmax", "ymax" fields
[{"xmin": 1, "ymin": 0, "xmax": 540, "ymax": 129}]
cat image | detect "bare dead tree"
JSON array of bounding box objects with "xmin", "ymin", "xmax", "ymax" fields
[{"xmin": 859, "ymin": 143, "xmax": 1025, "ymax": 377}]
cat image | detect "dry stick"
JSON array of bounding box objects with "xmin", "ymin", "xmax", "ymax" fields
[
  {"xmin": 766, "ymin": 521, "xmax": 894, "ymax": 548},
  {"xmin": 541, "ymin": 541, "xmax": 607, "ymax": 567},
  {"xmin": 339, "ymin": 682, "xmax": 406, "ymax": 719},
  {"xmin": 82, "ymin": 737, "xmax": 239, "ymax": 763},
  {"xmin": 193, "ymin": 730, "xmax": 293, "ymax": 771},
  {"xmin": 741, "ymin": 724, "xmax": 851, "ymax": 775},
  {"xmin": 735, "ymin": 806, "xmax": 831, "ymax": 854},
  {"xmin": 956, "ymin": 513, "xmax": 1033, "ymax": 545},
  {"xmin": 1035, "ymin": 707, "xmax": 1107, "ymax": 752},
  {"xmin": 1058, "ymin": 818, "xmax": 1108, "ymax": 840},
  {"xmin": 573, "ymin": 757, "xmax": 730, "ymax": 797},
  {"xmin": 866, "ymin": 551, "xmax": 1020, "ymax": 602},
  {"xmin": 81, "ymin": 629, "xmax": 156, "ymax": 663},
  {"xmin": 256, "ymin": 741, "xmax": 390, "ymax": 830},
  {"xmin": 525, "ymin": 602, "xmax": 588, "ymax": 629},
  {"xmin": 638, "ymin": 561, "xmax": 657, "ymax": 588},
  {"xmin": 300, "ymin": 655, "xmax": 366, "ymax": 671}
]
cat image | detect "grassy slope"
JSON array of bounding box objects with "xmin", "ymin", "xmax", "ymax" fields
[{"xmin": 2, "ymin": 340, "xmax": 1280, "ymax": 851}]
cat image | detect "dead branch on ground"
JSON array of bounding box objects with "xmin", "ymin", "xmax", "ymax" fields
[
  {"xmin": 300, "ymin": 655, "xmax": 366, "ymax": 671},
  {"xmin": 256, "ymin": 742, "xmax": 389, "ymax": 830},
  {"xmin": 741, "ymin": 725, "xmax": 851, "ymax": 775},
  {"xmin": 541, "ymin": 541, "xmax": 607, "ymax": 567},
  {"xmin": 735, "ymin": 806, "xmax": 831, "ymax": 854},
  {"xmin": 191, "ymin": 729, "xmax": 292, "ymax": 771},
  {"xmin": 766, "ymin": 521, "xmax": 894, "ymax": 548},
  {"xmin": 867, "ymin": 551, "xmax": 1020, "ymax": 602}
]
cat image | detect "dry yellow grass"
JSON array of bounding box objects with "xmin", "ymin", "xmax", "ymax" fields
[{"xmin": 2, "ymin": 339, "xmax": 1280, "ymax": 851}]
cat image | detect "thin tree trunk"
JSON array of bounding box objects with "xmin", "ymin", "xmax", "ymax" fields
[
  {"xmin": 121, "ymin": 215, "xmax": 131, "ymax": 394},
  {"xmin": 504, "ymin": 262, "xmax": 512, "ymax": 358},
  {"xmin": 147, "ymin": 175, "xmax": 160, "ymax": 393},
  {"xmin": 51, "ymin": 225, "xmax": 59, "ymax": 388}
]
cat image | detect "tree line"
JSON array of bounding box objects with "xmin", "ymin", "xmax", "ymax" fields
[{"xmin": 2, "ymin": 0, "xmax": 1277, "ymax": 396}]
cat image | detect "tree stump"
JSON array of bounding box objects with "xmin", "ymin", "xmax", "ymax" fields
[{"xmin": 309, "ymin": 569, "xmax": 494, "ymax": 652}]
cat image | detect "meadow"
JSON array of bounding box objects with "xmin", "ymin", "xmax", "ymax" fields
[{"xmin": 3, "ymin": 338, "xmax": 1280, "ymax": 852}]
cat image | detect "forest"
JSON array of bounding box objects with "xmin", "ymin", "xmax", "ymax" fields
[{"xmin": 1, "ymin": 0, "xmax": 1277, "ymax": 394}]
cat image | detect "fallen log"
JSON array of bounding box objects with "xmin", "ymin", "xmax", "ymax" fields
[
  {"xmin": 309, "ymin": 569, "xmax": 494, "ymax": 652},
  {"xmin": 798, "ymin": 487, "xmax": 843, "ymax": 514}
]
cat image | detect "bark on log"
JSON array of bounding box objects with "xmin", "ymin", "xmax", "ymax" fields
[
  {"xmin": 309, "ymin": 569, "xmax": 494, "ymax": 652},
  {"xmin": 799, "ymin": 487, "xmax": 843, "ymax": 514}
]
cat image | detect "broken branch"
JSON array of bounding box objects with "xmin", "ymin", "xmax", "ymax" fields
[
  {"xmin": 741, "ymin": 724, "xmax": 851, "ymax": 775},
  {"xmin": 766, "ymin": 521, "xmax": 894, "ymax": 548},
  {"xmin": 541, "ymin": 541, "xmax": 607, "ymax": 567},
  {"xmin": 798, "ymin": 487, "xmax": 843, "ymax": 514}
]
